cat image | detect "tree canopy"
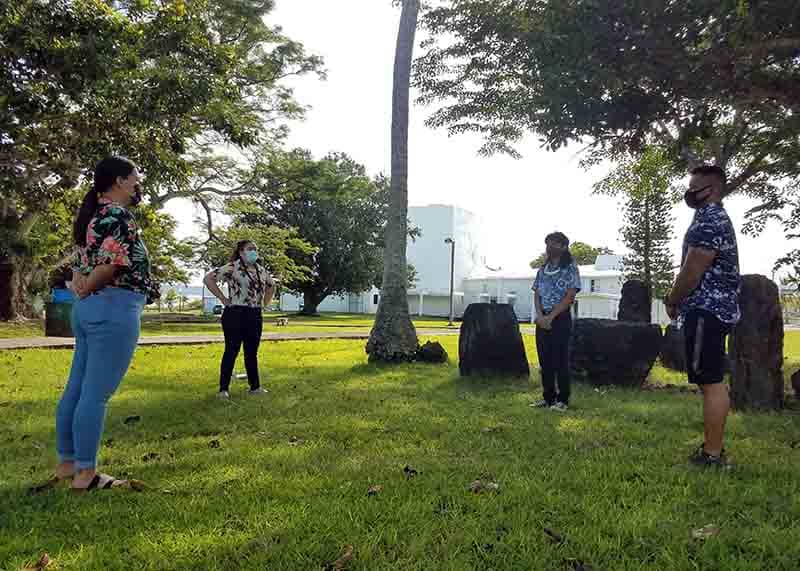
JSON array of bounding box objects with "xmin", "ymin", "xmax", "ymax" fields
[
  {"xmin": 0, "ymin": 0, "xmax": 323, "ymax": 318},
  {"xmin": 415, "ymin": 0, "xmax": 800, "ymax": 270},
  {"xmin": 227, "ymin": 150, "xmax": 416, "ymax": 314},
  {"xmin": 530, "ymin": 242, "xmax": 613, "ymax": 269}
]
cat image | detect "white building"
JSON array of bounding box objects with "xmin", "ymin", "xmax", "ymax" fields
[
  {"xmin": 463, "ymin": 254, "xmax": 629, "ymax": 322},
  {"xmin": 277, "ymin": 204, "xmax": 669, "ymax": 323},
  {"xmin": 279, "ymin": 204, "xmax": 485, "ymax": 318}
]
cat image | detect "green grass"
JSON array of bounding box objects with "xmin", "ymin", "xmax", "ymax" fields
[
  {"xmin": 1, "ymin": 337, "xmax": 799, "ymax": 570},
  {"xmin": 0, "ymin": 312, "xmax": 456, "ymax": 339}
]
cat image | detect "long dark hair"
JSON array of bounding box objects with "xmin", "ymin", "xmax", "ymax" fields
[
  {"xmin": 545, "ymin": 231, "xmax": 574, "ymax": 269},
  {"xmin": 229, "ymin": 240, "xmax": 254, "ymax": 263},
  {"xmin": 73, "ymin": 156, "xmax": 136, "ymax": 246}
]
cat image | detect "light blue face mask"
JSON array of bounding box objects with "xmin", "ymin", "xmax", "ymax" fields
[{"xmin": 243, "ymin": 250, "xmax": 258, "ymax": 264}]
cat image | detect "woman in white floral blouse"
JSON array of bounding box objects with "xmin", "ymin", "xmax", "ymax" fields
[{"xmin": 204, "ymin": 240, "xmax": 275, "ymax": 399}]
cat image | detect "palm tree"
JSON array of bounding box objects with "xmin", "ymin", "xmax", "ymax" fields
[{"xmin": 366, "ymin": 0, "xmax": 420, "ymax": 361}]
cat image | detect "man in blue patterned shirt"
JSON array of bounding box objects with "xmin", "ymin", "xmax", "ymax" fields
[{"xmin": 665, "ymin": 165, "xmax": 740, "ymax": 467}]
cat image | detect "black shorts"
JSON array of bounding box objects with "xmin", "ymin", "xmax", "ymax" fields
[{"xmin": 683, "ymin": 309, "xmax": 731, "ymax": 385}]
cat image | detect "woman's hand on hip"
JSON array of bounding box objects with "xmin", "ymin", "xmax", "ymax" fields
[{"xmin": 71, "ymin": 274, "xmax": 91, "ymax": 299}]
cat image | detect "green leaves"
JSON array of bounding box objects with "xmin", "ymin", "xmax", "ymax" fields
[
  {"xmin": 0, "ymin": 0, "xmax": 322, "ymax": 317},
  {"xmin": 416, "ymin": 0, "xmax": 800, "ymax": 270}
]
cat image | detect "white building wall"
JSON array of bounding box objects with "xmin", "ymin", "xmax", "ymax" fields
[
  {"xmin": 463, "ymin": 277, "xmax": 536, "ymax": 321},
  {"xmin": 407, "ymin": 205, "xmax": 483, "ymax": 295}
]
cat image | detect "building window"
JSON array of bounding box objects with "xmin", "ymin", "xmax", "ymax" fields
[
  {"xmin": 373, "ymin": 294, "xmax": 379, "ymax": 305},
  {"xmin": 590, "ymin": 279, "xmax": 596, "ymax": 293}
]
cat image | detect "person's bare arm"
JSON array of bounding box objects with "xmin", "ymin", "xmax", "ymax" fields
[
  {"xmin": 72, "ymin": 265, "xmax": 117, "ymax": 299},
  {"xmin": 542, "ymin": 288, "xmax": 577, "ymax": 326},
  {"xmin": 263, "ymin": 280, "xmax": 276, "ymax": 307},
  {"xmin": 665, "ymin": 247, "xmax": 716, "ymax": 317},
  {"xmin": 203, "ymin": 271, "xmax": 230, "ymax": 306}
]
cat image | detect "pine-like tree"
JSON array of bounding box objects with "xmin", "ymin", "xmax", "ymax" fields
[{"xmin": 595, "ymin": 148, "xmax": 677, "ymax": 299}]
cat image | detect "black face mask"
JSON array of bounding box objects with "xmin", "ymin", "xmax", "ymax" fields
[
  {"xmin": 684, "ymin": 185, "xmax": 712, "ymax": 209},
  {"xmin": 130, "ymin": 183, "xmax": 143, "ymax": 207}
]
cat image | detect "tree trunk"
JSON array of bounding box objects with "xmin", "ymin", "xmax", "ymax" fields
[
  {"xmin": 0, "ymin": 257, "xmax": 38, "ymax": 321},
  {"xmin": 301, "ymin": 290, "xmax": 323, "ymax": 316},
  {"xmin": 366, "ymin": 0, "xmax": 420, "ymax": 362}
]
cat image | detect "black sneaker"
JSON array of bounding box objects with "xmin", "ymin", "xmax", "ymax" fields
[{"xmin": 688, "ymin": 446, "xmax": 728, "ymax": 467}]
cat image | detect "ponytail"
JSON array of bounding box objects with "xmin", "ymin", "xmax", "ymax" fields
[
  {"xmin": 73, "ymin": 156, "xmax": 137, "ymax": 246},
  {"xmin": 73, "ymin": 188, "xmax": 99, "ymax": 246}
]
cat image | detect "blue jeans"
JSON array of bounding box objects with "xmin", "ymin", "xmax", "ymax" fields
[{"xmin": 56, "ymin": 287, "xmax": 145, "ymax": 470}]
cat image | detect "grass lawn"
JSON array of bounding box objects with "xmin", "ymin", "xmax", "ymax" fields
[
  {"xmin": 1, "ymin": 336, "xmax": 799, "ymax": 570},
  {"xmin": 0, "ymin": 312, "xmax": 456, "ymax": 339}
]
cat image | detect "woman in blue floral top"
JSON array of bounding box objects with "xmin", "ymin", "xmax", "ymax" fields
[
  {"xmin": 531, "ymin": 232, "xmax": 581, "ymax": 412},
  {"xmin": 42, "ymin": 156, "xmax": 158, "ymax": 493}
]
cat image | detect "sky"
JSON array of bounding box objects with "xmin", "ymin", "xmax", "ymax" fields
[{"xmin": 166, "ymin": 0, "xmax": 792, "ymax": 283}]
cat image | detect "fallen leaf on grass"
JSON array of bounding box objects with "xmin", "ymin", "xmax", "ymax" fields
[
  {"xmin": 323, "ymin": 545, "xmax": 354, "ymax": 571},
  {"xmin": 403, "ymin": 465, "xmax": 419, "ymax": 479},
  {"xmin": 21, "ymin": 552, "xmax": 50, "ymax": 570},
  {"xmin": 141, "ymin": 452, "xmax": 160, "ymax": 462},
  {"xmin": 544, "ymin": 527, "xmax": 566, "ymax": 545},
  {"xmin": 160, "ymin": 433, "xmax": 173, "ymax": 441},
  {"xmin": 367, "ymin": 485, "xmax": 382, "ymax": 497},
  {"xmin": 123, "ymin": 415, "xmax": 141, "ymax": 425},
  {"xmin": 288, "ymin": 436, "xmax": 304, "ymax": 447},
  {"xmin": 691, "ymin": 524, "xmax": 720, "ymax": 540},
  {"xmin": 208, "ymin": 439, "xmax": 221, "ymax": 449},
  {"xmin": 127, "ymin": 479, "xmax": 147, "ymax": 492},
  {"xmin": 468, "ymin": 480, "xmax": 500, "ymax": 494}
]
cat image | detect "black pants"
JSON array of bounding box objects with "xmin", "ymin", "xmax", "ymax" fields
[
  {"xmin": 536, "ymin": 312, "xmax": 572, "ymax": 405},
  {"xmin": 220, "ymin": 306, "xmax": 263, "ymax": 391}
]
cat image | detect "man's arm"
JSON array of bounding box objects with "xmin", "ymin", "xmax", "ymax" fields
[{"xmin": 665, "ymin": 247, "xmax": 717, "ymax": 314}]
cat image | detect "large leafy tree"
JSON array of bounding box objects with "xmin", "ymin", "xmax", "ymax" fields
[
  {"xmin": 0, "ymin": 0, "xmax": 322, "ymax": 319},
  {"xmin": 595, "ymin": 149, "xmax": 677, "ymax": 299},
  {"xmin": 367, "ymin": 0, "xmax": 421, "ymax": 362},
  {"xmin": 530, "ymin": 242, "xmax": 613, "ymax": 269},
  {"xmin": 415, "ymin": 1, "xmax": 800, "ymax": 269},
  {"xmin": 229, "ymin": 150, "xmax": 403, "ymax": 315}
]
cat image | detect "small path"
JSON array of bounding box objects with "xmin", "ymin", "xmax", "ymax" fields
[{"xmin": 0, "ymin": 328, "xmax": 461, "ymax": 351}]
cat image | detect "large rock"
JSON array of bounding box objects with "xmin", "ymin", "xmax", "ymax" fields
[
  {"xmin": 660, "ymin": 324, "xmax": 687, "ymax": 371},
  {"xmin": 730, "ymin": 275, "xmax": 784, "ymax": 410},
  {"xmin": 459, "ymin": 303, "xmax": 529, "ymax": 378},
  {"xmin": 570, "ymin": 318, "xmax": 662, "ymax": 387},
  {"xmin": 618, "ymin": 280, "xmax": 652, "ymax": 323},
  {"xmin": 416, "ymin": 341, "xmax": 448, "ymax": 363},
  {"xmin": 792, "ymin": 370, "xmax": 800, "ymax": 400}
]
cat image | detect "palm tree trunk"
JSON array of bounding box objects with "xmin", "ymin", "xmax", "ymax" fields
[{"xmin": 366, "ymin": 0, "xmax": 420, "ymax": 361}]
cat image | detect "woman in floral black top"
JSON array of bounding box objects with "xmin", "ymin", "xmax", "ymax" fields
[
  {"xmin": 45, "ymin": 156, "xmax": 158, "ymax": 492},
  {"xmin": 204, "ymin": 240, "xmax": 275, "ymax": 399}
]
